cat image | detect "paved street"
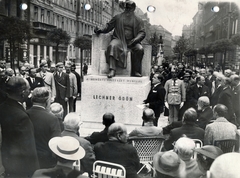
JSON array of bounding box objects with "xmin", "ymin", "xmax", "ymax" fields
[{"xmin": 75, "ymin": 99, "xmax": 169, "ymax": 137}]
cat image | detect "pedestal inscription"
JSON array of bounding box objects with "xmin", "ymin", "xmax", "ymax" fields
[{"xmin": 81, "ymin": 75, "xmax": 151, "ymax": 129}]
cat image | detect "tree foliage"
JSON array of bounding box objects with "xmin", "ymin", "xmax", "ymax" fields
[
  {"xmin": 173, "ymin": 35, "xmax": 189, "ymax": 61},
  {"xmin": 47, "ymin": 28, "xmax": 71, "ymax": 62},
  {"xmin": 74, "ymin": 36, "xmax": 92, "ymax": 77},
  {"xmin": 74, "ymin": 36, "xmax": 92, "ymax": 50},
  {"xmin": 0, "ymin": 16, "xmax": 31, "ymax": 69},
  {"xmin": 211, "ymin": 39, "xmax": 234, "ymax": 53},
  {"xmin": 0, "ymin": 16, "xmax": 31, "ymax": 42},
  {"xmin": 231, "ymin": 34, "xmax": 240, "ymax": 46},
  {"xmin": 148, "ymin": 32, "xmax": 161, "ymax": 56},
  {"xmin": 211, "ymin": 39, "xmax": 234, "ymax": 72},
  {"xmin": 47, "ymin": 28, "xmax": 71, "ymax": 46}
]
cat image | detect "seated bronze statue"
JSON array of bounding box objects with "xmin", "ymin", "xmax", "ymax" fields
[{"xmin": 94, "ymin": 1, "xmax": 146, "ymax": 78}]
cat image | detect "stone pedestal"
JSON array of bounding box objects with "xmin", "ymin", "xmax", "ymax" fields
[
  {"xmin": 81, "ymin": 75, "xmax": 151, "ymax": 130},
  {"xmin": 91, "ymin": 34, "xmax": 152, "ymax": 77}
]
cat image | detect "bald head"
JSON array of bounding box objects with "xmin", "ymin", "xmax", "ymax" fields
[
  {"xmin": 213, "ymin": 104, "xmax": 228, "ymax": 118},
  {"xmin": 142, "ymin": 108, "xmax": 155, "ymax": 122},
  {"xmin": 108, "ymin": 123, "xmax": 127, "ymax": 138},
  {"xmin": 208, "ymin": 153, "xmax": 240, "ymax": 178}
]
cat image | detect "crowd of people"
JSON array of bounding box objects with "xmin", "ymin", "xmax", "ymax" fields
[{"xmin": 0, "ymin": 56, "xmax": 240, "ymax": 178}]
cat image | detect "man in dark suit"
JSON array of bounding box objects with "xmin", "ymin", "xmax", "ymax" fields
[
  {"xmin": 196, "ymin": 96, "xmax": 213, "ymax": 129},
  {"xmin": 210, "ymin": 73, "xmax": 224, "ymax": 107},
  {"xmin": 85, "ymin": 113, "xmax": 115, "ymax": 144},
  {"xmin": 94, "ymin": 123, "xmax": 140, "ymax": 178},
  {"xmin": 54, "ymin": 62, "xmax": 70, "ymax": 117},
  {"xmin": 218, "ymin": 77, "xmax": 236, "ymax": 125},
  {"xmin": 188, "ymin": 76, "xmax": 210, "ymax": 110},
  {"xmin": 164, "ymin": 108, "xmax": 205, "ymax": 151},
  {"xmin": 143, "ymin": 73, "xmax": 166, "ymax": 126},
  {"xmin": 26, "ymin": 68, "xmax": 44, "ymax": 109},
  {"xmin": 27, "ymin": 87, "xmax": 61, "ymax": 168},
  {"xmin": 0, "ymin": 76, "xmax": 39, "ymax": 177},
  {"xmin": 231, "ymin": 75, "xmax": 240, "ymax": 126}
]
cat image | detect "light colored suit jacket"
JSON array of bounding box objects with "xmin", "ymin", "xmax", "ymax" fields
[
  {"xmin": 36, "ymin": 71, "xmax": 56, "ymax": 99},
  {"xmin": 204, "ymin": 117, "xmax": 237, "ymax": 145},
  {"xmin": 69, "ymin": 72, "xmax": 78, "ymax": 97}
]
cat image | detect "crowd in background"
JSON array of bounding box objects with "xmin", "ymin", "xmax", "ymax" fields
[{"xmin": 0, "ymin": 57, "xmax": 240, "ymax": 178}]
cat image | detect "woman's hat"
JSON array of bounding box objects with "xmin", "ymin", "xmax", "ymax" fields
[
  {"xmin": 49, "ymin": 136, "xmax": 85, "ymax": 161},
  {"xmin": 153, "ymin": 151, "xmax": 186, "ymax": 177},
  {"xmin": 194, "ymin": 145, "xmax": 223, "ymax": 160}
]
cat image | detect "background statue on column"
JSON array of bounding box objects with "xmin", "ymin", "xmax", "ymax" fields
[{"xmin": 94, "ymin": 0, "xmax": 146, "ymax": 78}]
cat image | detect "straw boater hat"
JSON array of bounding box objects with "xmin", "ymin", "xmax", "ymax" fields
[
  {"xmin": 49, "ymin": 136, "xmax": 85, "ymax": 161},
  {"xmin": 153, "ymin": 150, "xmax": 186, "ymax": 177}
]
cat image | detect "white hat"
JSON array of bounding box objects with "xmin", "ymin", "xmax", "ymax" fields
[{"xmin": 49, "ymin": 136, "xmax": 85, "ymax": 161}]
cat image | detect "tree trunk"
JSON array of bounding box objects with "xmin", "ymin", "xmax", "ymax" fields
[
  {"xmin": 80, "ymin": 49, "xmax": 83, "ymax": 80},
  {"xmin": 55, "ymin": 44, "xmax": 59, "ymax": 63},
  {"xmin": 223, "ymin": 51, "xmax": 226, "ymax": 74}
]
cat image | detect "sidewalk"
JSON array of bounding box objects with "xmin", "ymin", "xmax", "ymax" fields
[{"xmin": 76, "ymin": 99, "xmax": 169, "ymax": 137}]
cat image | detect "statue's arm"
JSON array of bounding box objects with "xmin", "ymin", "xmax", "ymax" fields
[
  {"xmin": 94, "ymin": 15, "xmax": 117, "ymax": 34},
  {"xmin": 135, "ymin": 19, "xmax": 146, "ymax": 42}
]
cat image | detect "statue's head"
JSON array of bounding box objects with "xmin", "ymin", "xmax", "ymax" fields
[{"xmin": 125, "ymin": 1, "xmax": 136, "ymax": 12}]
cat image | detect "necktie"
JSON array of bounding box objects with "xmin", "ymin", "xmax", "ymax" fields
[{"xmin": 42, "ymin": 73, "xmax": 46, "ymax": 80}]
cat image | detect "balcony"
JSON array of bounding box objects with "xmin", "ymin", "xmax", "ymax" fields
[{"xmin": 32, "ymin": 22, "xmax": 56, "ymax": 33}]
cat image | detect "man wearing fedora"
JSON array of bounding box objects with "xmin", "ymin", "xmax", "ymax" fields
[
  {"xmin": 129, "ymin": 108, "xmax": 163, "ymax": 137},
  {"xmin": 37, "ymin": 60, "xmax": 56, "ymax": 103},
  {"xmin": 54, "ymin": 62, "xmax": 70, "ymax": 117},
  {"xmin": 153, "ymin": 150, "xmax": 186, "ymax": 178},
  {"xmin": 194, "ymin": 145, "xmax": 223, "ymax": 177},
  {"xmin": 32, "ymin": 136, "xmax": 88, "ymax": 178}
]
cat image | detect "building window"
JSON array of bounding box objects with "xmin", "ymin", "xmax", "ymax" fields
[
  {"xmin": 47, "ymin": 11, "xmax": 50, "ymax": 24},
  {"xmin": 62, "ymin": 17, "xmax": 64, "ymax": 30},
  {"xmin": 57, "ymin": 15, "xmax": 59, "ymax": 28},
  {"xmin": 41, "ymin": 9, "xmax": 44, "ymax": 23},
  {"xmin": 53, "ymin": 14, "xmax": 55, "ymax": 26},
  {"xmin": 34, "ymin": 6, "xmax": 38, "ymax": 21},
  {"xmin": 74, "ymin": 0, "xmax": 77, "ymax": 11}
]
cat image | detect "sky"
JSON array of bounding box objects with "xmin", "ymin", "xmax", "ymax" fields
[
  {"xmin": 135, "ymin": 0, "xmax": 240, "ymax": 36},
  {"xmin": 136, "ymin": 0, "xmax": 199, "ymax": 36}
]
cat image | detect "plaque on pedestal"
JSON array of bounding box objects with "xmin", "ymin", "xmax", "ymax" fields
[{"xmin": 81, "ymin": 75, "xmax": 151, "ymax": 130}]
